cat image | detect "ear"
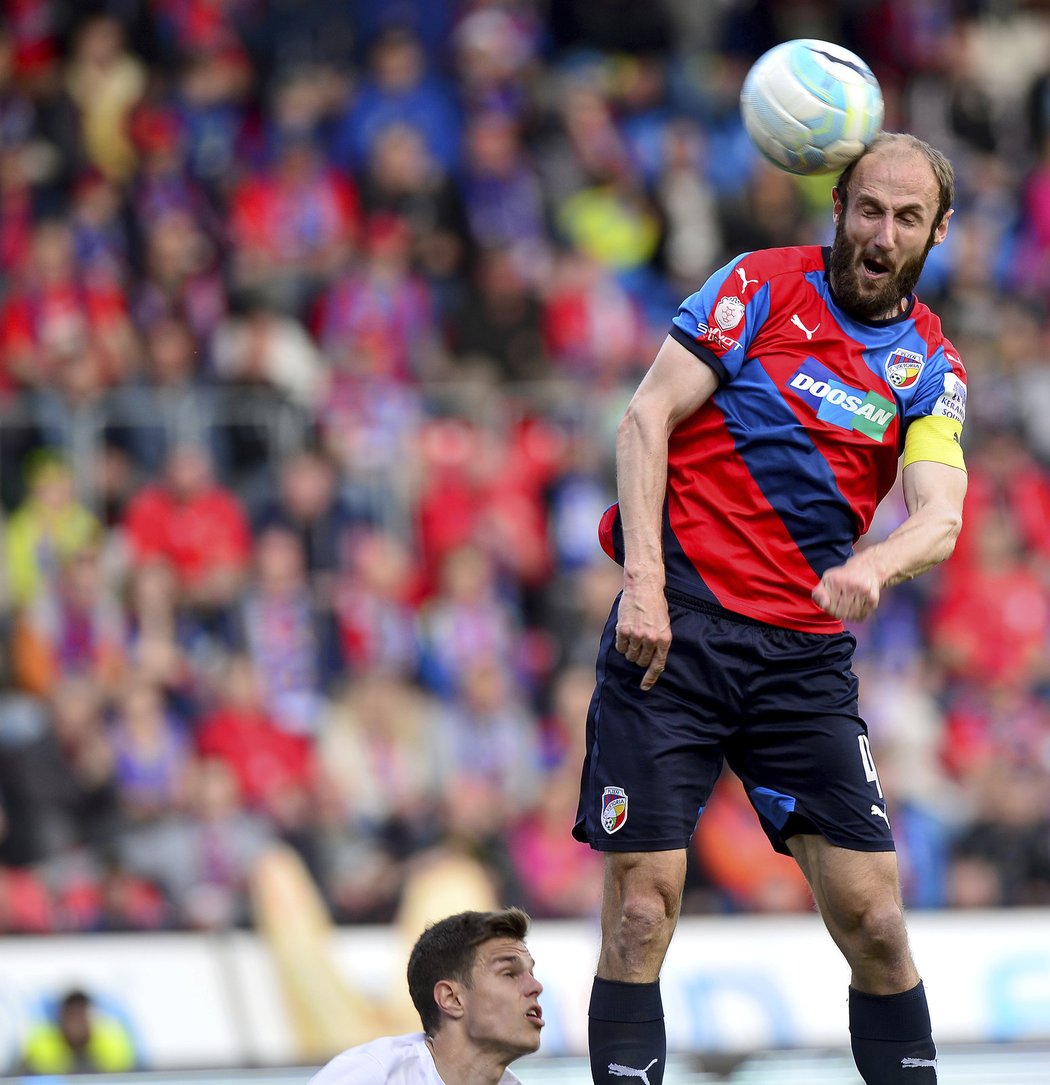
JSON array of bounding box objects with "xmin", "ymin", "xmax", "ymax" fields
[
  {"xmin": 832, "ymin": 186, "xmax": 844, "ymax": 225},
  {"xmin": 433, "ymin": 980, "xmax": 466, "ymax": 1022},
  {"xmin": 931, "ymin": 207, "xmax": 953, "ymax": 247}
]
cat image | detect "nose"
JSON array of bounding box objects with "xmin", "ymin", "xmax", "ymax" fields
[
  {"xmin": 873, "ymin": 212, "xmax": 896, "ymax": 252},
  {"xmin": 527, "ymin": 974, "xmax": 543, "ymax": 996}
]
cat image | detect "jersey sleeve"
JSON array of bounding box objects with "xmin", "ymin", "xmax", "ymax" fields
[
  {"xmin": 669, "ymin": 253, "xmax": 765, "ymax": 383},
  {"xmin": 900, "ymin": 339, "xmax": 967, "ymax": 465}
]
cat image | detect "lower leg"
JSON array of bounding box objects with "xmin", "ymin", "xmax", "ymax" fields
[
  {"xmin": 850, "ymin": 982, "xmax": 937, "ymax": 1083},
  {"xmin": 788, "ymin": 837, "xmax": 937, "ymax": 1083},
  {"xmin": 588, "ymin": 851, "xmax": 685, "ymax": 1085}
]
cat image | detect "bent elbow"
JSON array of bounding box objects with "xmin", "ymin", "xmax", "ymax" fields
[{"xmin": 941, "ymin": 510, "xmax": 964, "ymax": 559}]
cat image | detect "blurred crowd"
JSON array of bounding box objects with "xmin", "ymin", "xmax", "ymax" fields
[{"xmin": 0, "ymin": 0, "xmax": 1048, "ymax": 935}]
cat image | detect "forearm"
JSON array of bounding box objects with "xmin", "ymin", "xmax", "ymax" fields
[
  {"xmin": 615, "ymin": 403, "xmax": 670, "ymax": 590},
  {"xmin": 853, "ymin": 497, "xmax": 962, "ymax": 588}
]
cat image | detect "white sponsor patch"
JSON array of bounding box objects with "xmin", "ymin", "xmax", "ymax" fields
[{"xmin": 932, "ymin": 372, "xmax": 967, "ymax": 425}]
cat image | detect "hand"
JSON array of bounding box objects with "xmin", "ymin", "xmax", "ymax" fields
[
  {"xmin": 615, "ymin": 583, "xmax": 671, "ymax": 690},
  {"xmin": 812, "ymin": 560, "xmax": 881, "ymax": 621}
]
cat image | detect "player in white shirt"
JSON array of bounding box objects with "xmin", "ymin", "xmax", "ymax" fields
[{"xmin": 309, "ymin": 908, "xmax": 544, "ymax": 1085}]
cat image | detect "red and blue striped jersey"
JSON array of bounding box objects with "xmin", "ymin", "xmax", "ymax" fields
[{"xmin": 598, "ymin": 245, "xmax": 968, "ymax": 633}]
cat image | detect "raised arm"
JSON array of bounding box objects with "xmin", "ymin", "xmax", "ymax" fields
[
  {"xmin": 614, "ymin": 335, "xmax": 719, "ymax": 688},
  {"xmin": 812, "ymin": 457, "xmax": 967, "ymax": 622}
]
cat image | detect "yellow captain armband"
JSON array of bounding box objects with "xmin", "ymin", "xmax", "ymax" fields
[{"xmin": 902, "ymin": 414, "xmax": 966, "ymax": 471}]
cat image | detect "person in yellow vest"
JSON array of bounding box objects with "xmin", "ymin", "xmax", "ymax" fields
[{"xmin": 19, "ymin": 989, "xmax": 137, "ymax": 1075}]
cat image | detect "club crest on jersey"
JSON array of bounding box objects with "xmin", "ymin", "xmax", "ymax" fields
[
  {"xmin": 788, "ymin": 359, "xmax": 897, "ymax": 442},
  {"xmin": 601, "ymin": 786, "xmax": 628, "ymax": 834},
  {"xmin": 713, "ymin": 295, "xmax": 745, "ymax": 330},
  {"xmin": 885, "ymin": 348, "xmax": 924, "ymax": 389}
]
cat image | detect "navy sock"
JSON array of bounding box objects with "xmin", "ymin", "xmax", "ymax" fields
[
  {"xmin": 588, "ymin": 977, "xmax": 665, "ymax": 1085},
  {"xmin": 849, "ymin": 982, "xmax": 938, "ymax": 1084}
]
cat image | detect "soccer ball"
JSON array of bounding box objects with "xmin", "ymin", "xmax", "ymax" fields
[{"xmin": 740, "ymin": 39, "xmax": 884, "ymax": 176}]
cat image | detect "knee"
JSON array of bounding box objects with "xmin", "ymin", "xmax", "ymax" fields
[
  {"xmin": 611, "ymin": 874, "xmax": 680, "ymax": 953},
  {"xmin": 836, "ymin": 896, "xmax": 909, "ymax": 962}
]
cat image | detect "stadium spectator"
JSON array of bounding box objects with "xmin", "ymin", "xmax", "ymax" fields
[
  {"xmin": 11, "ymin": 543, "xmax": 125, "ymax": 698},
  {"xmin": 0, "ymin": 677, "xmax": 122, "ymax": 866},
  {"xmin": 122, "ymin": 442, "xmax": 252, "ymax": 615},
  {"xmin": 328, "ymin": 26, "xmax": 461, "ymax": 175},
  {"xmin": 357, "ymin": 120, "xmax": 468, "ymax": 288},
  {"xmin": 252, "ymin": 447, "xmax": 363, "ymax": 586},
  {"xmin": 0, "ymin": 218, "xmax": 134, "ymax": 391},
  {"xmin": 128, "ymin": 206, "xmax": 227, "ymax": 348},
  {"xmin": 314, "ymin": 211, "xmax": 443, "ymax": 384},
  {"xmin": 19, "ymin": 988, "xmax": 137, "ymax": 1075},
  {"xmin": 508, "ymin": 760, "xmax": 603, "ymax": 919},
  {"xmin": 444, "ymin": 246, "xmax": 547, "ymax": 383},
  {"xmin": 107, "ymin": 312, "xmax": 222, "ymax": 476},
  {"xmin": 63, "ymin": 15, "xmax": 146, "ymax": 183},
  {"xmin": 108, "ymin": 677, "xmax": 192, "ymax": 823},
  {"xmin": 228, "ymin": 131, "xmax": 359, "ymax": 313},
  {"xmin": 333, "ymin": 527, "xmax": 423, "ymax": 678},
  {"xmin": 460, "ymin": 109, "xmax": 547, "ymax": 269},
  {"xmin": 118, "ymin": 755, "xmax": 274, "ymax": 929},
  {"xmin": 315, "ymin": 672, "xmax": 445, "ymax": 919},
  {"xmin": 927, "ymin": 509, "xmax": 1050, "ymax": 690},
  {"xmin": 434, "ymin": 654, "xmax": 543, "ymax": 815},
  {"xmin": 3, "ymin": 451, "xmax": 99, "ymax": 608},
  {"xmin": 229, "ymin": 524, "xmax": 343, "ymax": 737},
  {"xmin": 195, "ymin": 653, "xmax": 315, "ymax": 825}
]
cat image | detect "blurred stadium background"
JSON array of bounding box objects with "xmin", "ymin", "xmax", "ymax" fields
[{"xmin": 0, "ymin": 0, "xmax": 1048, "ymax": 1081}]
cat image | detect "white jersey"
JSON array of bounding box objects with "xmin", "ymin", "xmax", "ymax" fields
[{"xmin": 308, "ymin": 1032, "xmax": 524, "ymax": 1085}]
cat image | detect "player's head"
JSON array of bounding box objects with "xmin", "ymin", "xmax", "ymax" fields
[
  {"xmin": 829, "ymin": 132, "xmax": 954, "ymax": 320},
  {"xmin": 407, "ymin": 907, "xmax": 543, "ymax": 1056}
]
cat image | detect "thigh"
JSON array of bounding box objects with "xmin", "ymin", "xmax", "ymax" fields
[
  {"xmin": 788, "ymin": 834, "xmax": 918, "ymax": 990},
  {"xmin": 573, "ymin": 593, "xmax": 736, "ymax": 852},
  {"xmin": 789, "ymin": 833, "xmax": 904, "ymax": 914},
  {"xmin": 727, "ymin": 626, "xmax": 894, "ymax": 855}
]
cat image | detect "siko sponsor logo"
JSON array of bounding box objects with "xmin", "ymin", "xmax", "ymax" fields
[
  {"xmin": 788, "ymin": 361, "xmax": 897, "ymax": 441},
  {"xmin": 697, "ymin": 320, "xmax": 742, "ymax": 352}
]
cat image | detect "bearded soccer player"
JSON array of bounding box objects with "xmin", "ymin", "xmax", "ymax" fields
[{"xmin": 574, "ymin": 132, "xmax": 965, "ymax": 1085}]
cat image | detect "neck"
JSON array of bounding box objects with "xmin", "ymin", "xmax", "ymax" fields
[
  {"xmin": 426, "ymin": 1032, "xmax": 510, "ymax": 1085},
  {"xmin": 875, "ymin": 297, "xmax": 906, "ymax": 320}
]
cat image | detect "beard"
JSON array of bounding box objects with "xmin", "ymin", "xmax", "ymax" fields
[{"xmin": 828, "ymin": 217, "xmax": 936, "ymax": 320}]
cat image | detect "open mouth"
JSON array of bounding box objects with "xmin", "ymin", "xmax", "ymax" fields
[
  {"xmin": 526, "ymin": 1008, "xmax": 544, "ymax": 1026},
  {"xmin": 862, "ymin": 257, "xmax": 890, "ymax": 278}
]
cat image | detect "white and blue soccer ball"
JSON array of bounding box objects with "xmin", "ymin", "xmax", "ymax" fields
[{"xmin": 740, "ymin": 39, "xmax": 884, "ymax": 176}]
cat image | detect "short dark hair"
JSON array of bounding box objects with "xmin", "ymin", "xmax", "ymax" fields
[
  {"xmin": 836, "ymin": 132, "xmax": 955, "ymax": 226},
  {"xmin": 407, "ymin": 908, "xmax": 530, "ymax": 1036}
]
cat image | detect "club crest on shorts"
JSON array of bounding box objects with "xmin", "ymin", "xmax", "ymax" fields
[{"xmin": 601, "ymin": 786, "xmax": 628, "ymax": 834}]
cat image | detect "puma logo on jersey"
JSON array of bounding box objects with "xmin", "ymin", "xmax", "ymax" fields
[
  {"xmin": 736, "ymin": 267, "xmax": 758, "ymax": 292},
  {"xmin": 608, "ymin": 1059, "xmax": 658, "ymax": 1084},
  {"xmin": 870, "ymin": 804, "xmax": 890, "ymax": 825},
  {"xmin": 791, "ymin": 313, "xmax": 819, "ymax": 340}
]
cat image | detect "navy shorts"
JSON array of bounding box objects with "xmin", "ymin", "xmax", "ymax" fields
[{"xmin": 573, "ymin": 589, "xmax": 894, "ymax": 855}]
